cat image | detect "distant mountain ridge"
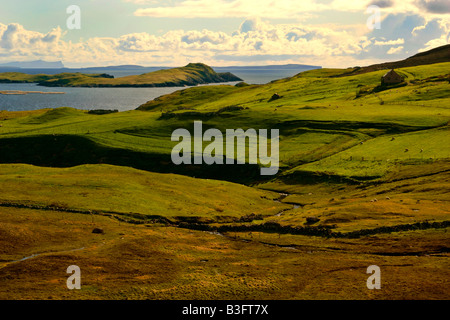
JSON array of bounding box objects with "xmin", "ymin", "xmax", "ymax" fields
[
  {"xmin": 0, "ymin": 60, "xmax": 65, "ymax": 69},
  {"xmin": 0, "ymin": 63, "xmax": 320, "ymax": 76}
]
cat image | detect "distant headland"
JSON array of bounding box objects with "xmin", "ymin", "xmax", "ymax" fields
[{"xmin": 0, "ymin": 63, "xmax": 243, "ymax": 88}]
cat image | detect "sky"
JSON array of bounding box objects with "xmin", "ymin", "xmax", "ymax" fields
[{"xmin": 0, "ymin": 0, "xmax": 448, "ymax": 67}]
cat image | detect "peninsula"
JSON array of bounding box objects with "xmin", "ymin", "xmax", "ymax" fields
[{"xmin": 0, "ymin": 63, "xmax": 242, "ymax": 87}]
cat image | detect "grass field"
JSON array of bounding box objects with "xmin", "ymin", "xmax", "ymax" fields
[
  {"xmin": 0, "ymin": 163, "xmax": 287, "ymax": 221},
  {"xmin": 0, "ymin": 61, "xmax": 449, "ymax": 300},
  {"xmin": 1, "ymin": 204, "xmax": 448, "ymax": 300}
]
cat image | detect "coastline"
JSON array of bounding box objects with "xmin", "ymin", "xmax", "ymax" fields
[{"xmin": 0, "ymin": 90, "xmax": 65, "ymax": 95}]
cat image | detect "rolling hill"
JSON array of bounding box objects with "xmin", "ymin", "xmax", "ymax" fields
[
  {"xmin": 334, "ymin": 44, "xmax": 450, "ymax": 77},
  {"xmin": 0, "ymin": 45, "xmax": 449, "ymax": 300}
]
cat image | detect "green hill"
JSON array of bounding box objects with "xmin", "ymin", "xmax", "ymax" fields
[
  {"xmin": 0, "ymin": 63, "xmax": 242, "ymax": 87},
  {"xmin": 0, "ymin": 163, "xmax": 287, "ymax": 223},
  {"xmin": 1, "ymin": 49, "xmax": 449, "ymax": 300},
  {"xmin": 1, "ymin": 62, "xmax": 449, "ymax": 182},
  {"xmin": 333, "ymin": 44, "xmax": 450, "ymax": 77}
]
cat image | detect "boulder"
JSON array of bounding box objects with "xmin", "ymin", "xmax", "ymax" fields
[
  {"xmin": 92, "ymin": 228, "xmax": 104, "ymax": 234},
  {"xmin": 306, "ymin": 217, "xmax": 320, "ymax": 224},
  {"xmin": 268, "ymin": 93, "xmax": 281, "ymax": 102}
]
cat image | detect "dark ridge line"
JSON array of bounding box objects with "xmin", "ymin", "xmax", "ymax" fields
[
  {"xmin": 1, "ymin": 199, "xmax": 448, "ymax": 239},
  {"xmin": 0, "ymin": 200, "xmax": 173, "ymax": 225},
  {"xmin": 176, "ymin": 220, "xmax": 450, "ymax": 239}
]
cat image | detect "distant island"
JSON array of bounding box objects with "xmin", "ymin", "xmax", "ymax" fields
[
  {"xmin": 0, "ymin": 60, "xmax": 65, "ymax": 69},
  {"xmin": 0, "ymin": 63, "xmax": 243, "ymax": 87}
]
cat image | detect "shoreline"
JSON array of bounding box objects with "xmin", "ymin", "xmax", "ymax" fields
[{"xmin": 0, "ymin": 90, "xmax": 65, "ymax": 95}]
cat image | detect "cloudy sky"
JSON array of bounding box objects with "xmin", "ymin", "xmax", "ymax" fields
[{"xmin": 0, "ymin": 0, "xmax": 448, "ymax": 67}]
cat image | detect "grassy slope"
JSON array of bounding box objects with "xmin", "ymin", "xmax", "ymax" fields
[
  {"xmin": 261, "ymin": 159, "xmax": 450, "ymax": 232},
  {"xmin": 1, "ymin": 62, "xmax": 449, "ymax": 179},
  {"xmin": 346, "ymin": 44, "xmax": 450, "ymax": 75},
  {"xmin": 0, "ymin": 163, "xmax": 287, "ymax": 222},
  {"xmin": 0, "ymin": 63, "xmax": 242, "ymax": 87},
  {"xmin": 0, "ymin": 61, "xmax": 449, "ymax": 300},
  {"xmin": 0, "ymin": 62, "xmax": 448, "ymax": 229}
]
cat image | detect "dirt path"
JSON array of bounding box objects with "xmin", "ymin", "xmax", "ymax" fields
[{"xmin": 0, "ymin": 244, "xmax": 107, "ymax": 270}]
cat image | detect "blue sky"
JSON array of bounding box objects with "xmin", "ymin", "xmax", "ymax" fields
[{"xmin": 0, "ymin": 0, "xmax": 448, "ymax": 67}]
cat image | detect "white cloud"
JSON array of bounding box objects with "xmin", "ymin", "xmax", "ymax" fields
[
  {"xmin": 374, "ymin": 38, "xmax": 405, "ymax": 45},
  {"xmin": 386, "ymin": 45, "xmax": 403, "ymax": 54},
  {"xmin": 0, "ymin": 23, "xmax": 62, "ymax": 50},
  {"xmin": 0, "ymin": 13, "xmax": 447, "ymax": 68},
  {"xmin": 419, "ymin": 33, "xmax": 450, "ymax": 52},
  {"xmin": 0, "ymin": 20, "xmax": 374, "ymax": 67},
  {"xmin": 0, "ymin": 23, "xmax": 66, "ymax": 59}
]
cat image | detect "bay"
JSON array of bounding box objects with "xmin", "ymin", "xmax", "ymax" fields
[
  {"xmin": 0, "ymin": 65, "xmax": 319, "ymax": 111},
  {"xmin": 0, "ymin": 83, "xmax": 201, "ymax": 112}
]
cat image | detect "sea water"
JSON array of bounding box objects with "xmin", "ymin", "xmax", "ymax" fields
[{"xmin": 0, "ymin": 66, "xmax": 317, "ymax": 111}]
